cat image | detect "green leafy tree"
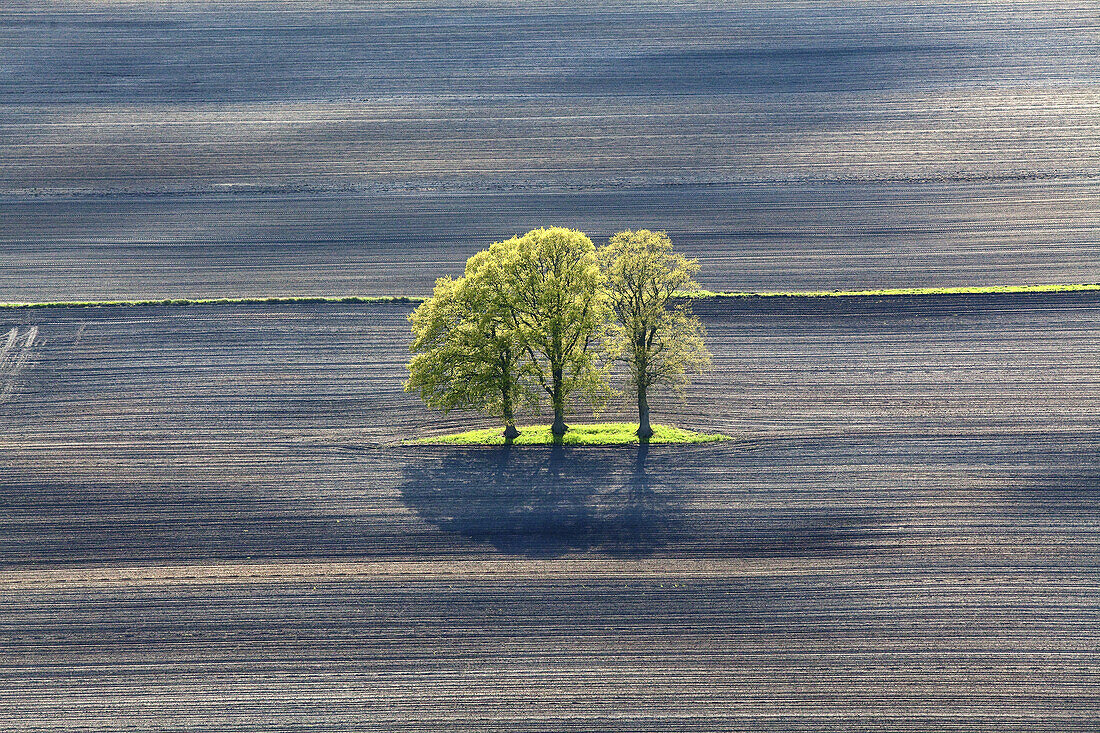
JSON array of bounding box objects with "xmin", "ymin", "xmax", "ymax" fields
[
  {"xmin": 600, "ymin": 230, "xmax": 711, "ymax": 439},
  {"xmin": 405, "ymin": 272, "xmax": 534, "ymax": 440},
  {"xmin": 479, "ymin": 227, "xmax": 612, "ymax": 437}
]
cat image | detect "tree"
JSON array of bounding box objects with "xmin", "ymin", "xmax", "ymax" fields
[
  {"xmin": 404, "ymin": 271, "xmax": 534, "ymax": 440},
  {"xmin": 479, "ymin": 227, "xmax": 612, "ymax": 436},
  {"xmin": 600, "ymin": 230, "xmax": 711, "ymax": 439}
]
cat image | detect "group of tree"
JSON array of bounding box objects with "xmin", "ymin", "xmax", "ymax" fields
[{"xmin": 405, "ymin": 227, "xmax": 711, "ymax": 440}]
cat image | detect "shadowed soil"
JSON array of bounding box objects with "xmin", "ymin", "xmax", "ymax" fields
[
  {"xmin": 4, "ymin": 1, "xmax": 1100, "ymax": 727},
  {"xmin": 2, "ymin": 1, "xmax": 1099, "ymax": 300},
  {"xmin": 1, "ymin": 296, "xmax": 1099, "ymax": 730}
]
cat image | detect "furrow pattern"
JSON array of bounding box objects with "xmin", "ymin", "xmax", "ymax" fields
[
  {"xmin": 1, "ymin": 1, "xmax": 1099, "ymax": 298},
  {"xmin": 0, "ymin": 296, "xmax": 1098, "ymax": 729}
]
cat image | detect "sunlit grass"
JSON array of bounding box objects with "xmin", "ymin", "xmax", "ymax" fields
[
  {"xmin": 412, "ymin": 422, "xmax": 732, "ymax": 445},
  {"xmin": 0, "ymin": 295, "xmax": 422, "ymax": 309},
  {"xmin": 3, "ymin": 283, "xmax": 1097, "ymax": 309},
  {"xmin": 685, "ymin": 283, "xmax": 1100, "ymax": 298}
]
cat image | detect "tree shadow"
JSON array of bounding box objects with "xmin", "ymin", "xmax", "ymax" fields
[
  {"xmin": 398, "ymin": 441, "xmax": 683, "ymax": 558},
  {"xmin": 398, "ymin": 441, "xmax": 881, "ymax": 559},
  {"xmin": 0, "ymin": 443, "xmax": 882, "ymax": 565},
  {"xmin": 589, "ymin": 441, "xmax": 684, "ymax": 557}
]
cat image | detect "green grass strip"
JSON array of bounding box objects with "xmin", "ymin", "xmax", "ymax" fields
[
  {"xmin": 411, "ymin": 422, "xmax": 732, "ymax": 446},
  {"xmin": 0, "ymin": 295, "xmax": 425, "ymax": 309},
  {"xmin": 2, "ymin": 283, "xmax": 1097, "ymax": 309},
  {"xmin": 686, "ymin": 283, "xmax": 1100, "ymax": 298}
]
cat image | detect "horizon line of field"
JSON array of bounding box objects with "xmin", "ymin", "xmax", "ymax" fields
[{"xmin": 2, "ymin": 283, "xmax": 1099, "ymax": 309}]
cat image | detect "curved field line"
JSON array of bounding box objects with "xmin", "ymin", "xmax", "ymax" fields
[{"xmin": 0, "ymin": 325, "xmax": 36, "ymax": 398}]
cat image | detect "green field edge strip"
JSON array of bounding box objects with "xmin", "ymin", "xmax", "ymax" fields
[
  {"xmin": 409, "ymin": 423, "xmax": 733, "ymax": 446},
  {"xmin": 0, "ymin": 295, "xmax": 424, "ymax": 309},
  {"xmin": 687, "ymin": 283, "xmax": 1100, "ymax": 298},
  {"xmin": 2, "ymin": 283, "xmax": 1099, "ymax": 309}
]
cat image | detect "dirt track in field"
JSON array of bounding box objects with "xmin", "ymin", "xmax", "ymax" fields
[
  {"xmin": 2, "ymin": 0, "xmax": 1099, "ymax": 299},
  {"xmin": 1, "ymin": 296, "xmax": 1099, "ymax": 730}
]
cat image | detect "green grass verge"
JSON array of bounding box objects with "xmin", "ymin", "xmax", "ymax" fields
[
  {"xmin": 411, "ymin": 422, "xmax": 732, "ymax": 446},
  {"xmin": 0, "ymin": 295, "xmax": 424, "ymax": 309},
  {"xmin": 3, "ymin": 283, "xmax": 1097, "ymax": 309},
  {"xmin": 686, "ymin": 283, "xmax": 1100, "ymax": 298}
]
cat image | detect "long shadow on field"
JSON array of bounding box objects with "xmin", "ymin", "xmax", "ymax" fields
[
  {"xmin": 399, "ymin": 442, "xmax": 878, "ymax": 559},
  {"xmin": 0, "ymin": 442, "xmax": 879, "ymax": 565},
  {"xmin": 399, "ymin": 442, "xmax": 681, "ymax": 558}
]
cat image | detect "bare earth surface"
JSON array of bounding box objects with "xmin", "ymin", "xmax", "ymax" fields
[
  {"xmin": 4, "ymin": 0, "xmax": 1100, "ymax": 728},
  {"xmin": 2, "ymin": 0, "xmax": 1099, "ymax": 299},
  {"xmin": 2, "ymin": 296, "xmax": 1099, "ymax": 730}
]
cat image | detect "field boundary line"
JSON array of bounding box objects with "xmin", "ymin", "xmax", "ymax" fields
[
  {"xmin": 0, "ymin": 295, "xmax": 425, "ymax": 309},
  {"xmin": 2, "ymin": 284, "xmax": 1099, "ymax": 309}
]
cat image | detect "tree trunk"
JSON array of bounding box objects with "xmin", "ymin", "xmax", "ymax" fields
[
  {"xmin": 637, "ymin": 382, "xmax": 653, "ymax": 440},
  {"xmin": 501, "ymin": 355, "xmax": 519, "ymax": 442},
  {"xmin": 550, "ymin": 365, "xmax": 567, "ymax": 437},
  {"xmin": 635, "ymin": 340, "xmax": 653, "ymax": 440},
  {"xmin": 502, "ymin": 396, "xmax": 519, "ymax": 441}
]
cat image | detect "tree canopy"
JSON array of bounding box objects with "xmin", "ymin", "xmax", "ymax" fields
[
  {"xmin": 406, "ymin": 226, "xmax": 709, "ymax": 441},
  {"xmin": 405, "ymin": 272, "xmax": 535, "ymax": 439},
  {"xmin": 476, "ymin": 227, "xmax": 612, "ymax": 436},
  {"xmin": 599, "ymin": 229, "xmax": 711, "ymax": 438}
]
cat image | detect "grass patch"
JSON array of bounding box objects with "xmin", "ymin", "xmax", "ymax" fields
[
  {"xmin": 412, "ymin": 422, "xmax": 732, "ymax": 446},
  {"xmin": 3, "ymin": 283, "xmax": 1097, "ymax": 310},
  {"xmin": 684, "ymin": 283, "xmax": 1100, "ymax": 298},
  {"xmin": 0, "ymin": 295, "xmax": 425, "ymax": 309}
]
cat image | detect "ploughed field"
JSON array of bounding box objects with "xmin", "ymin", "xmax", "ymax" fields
[
  {"xmin": 2, "ymin": 0, "xmax": 1100, "ymax": 299},
  {"xmin": 2, "ymin": 295, "xmax": 1100, "ymax": 730}
]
